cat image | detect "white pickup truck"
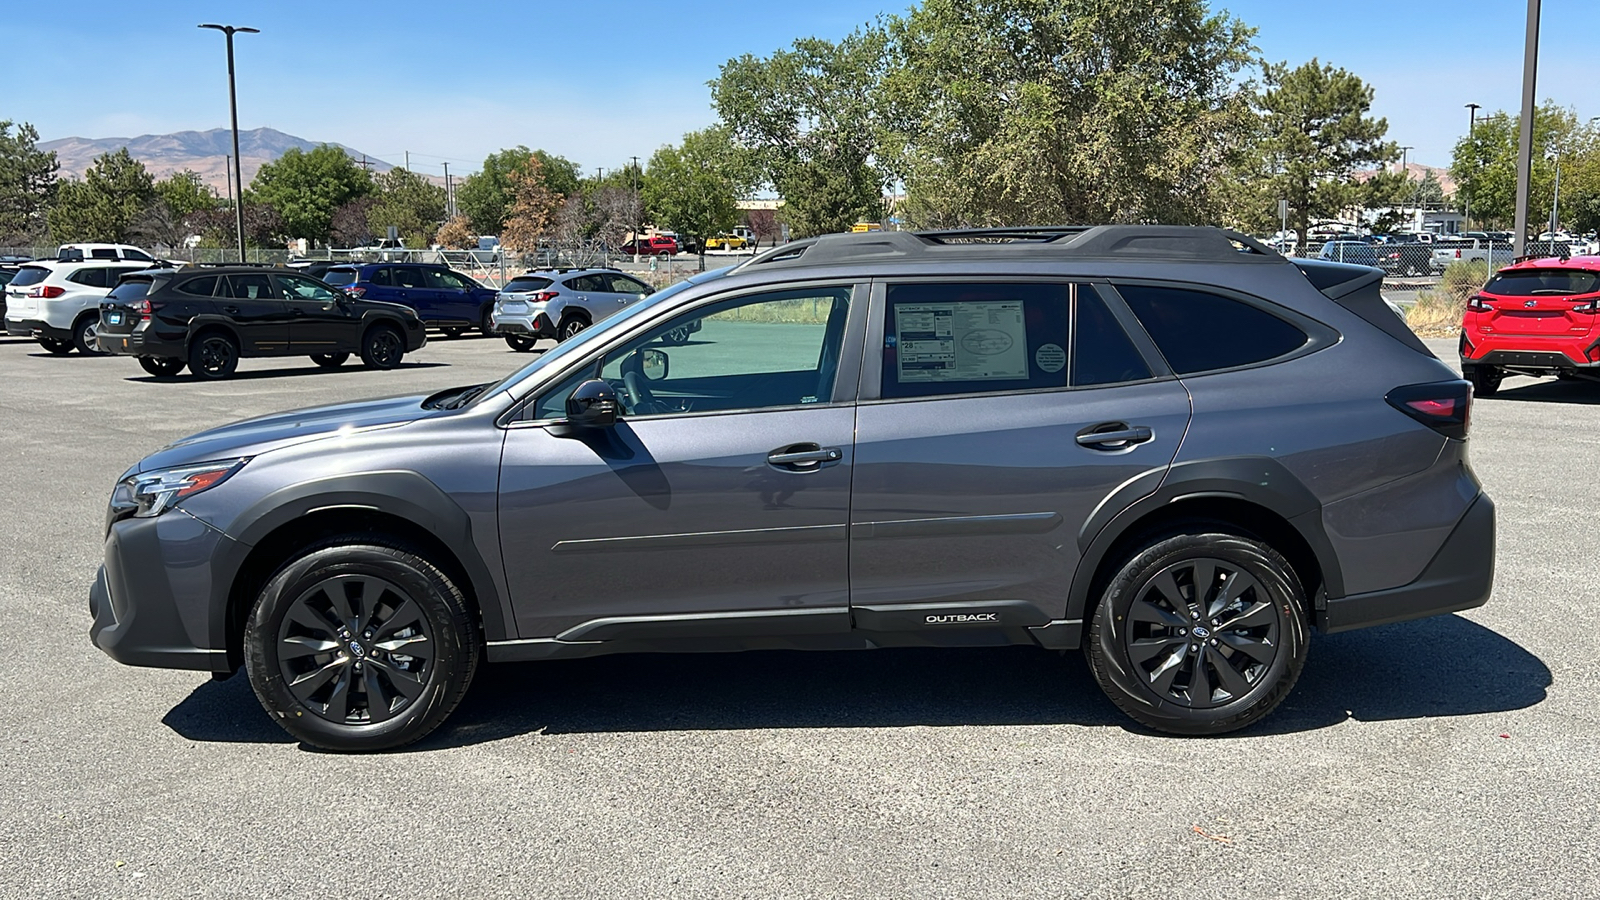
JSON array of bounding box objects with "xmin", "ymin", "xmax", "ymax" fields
[{"xmin": 1429, "ymin": 240, "xmax": 1516, "ymax": 273}]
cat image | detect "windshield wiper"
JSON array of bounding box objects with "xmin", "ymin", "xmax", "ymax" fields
[
  {"xmin": 442, "ymin": 383, "xmax": 492, "ymax": 409},
  {"xmin": 422, "ymin": 383, "xmax": 489, "ymax": 410}
]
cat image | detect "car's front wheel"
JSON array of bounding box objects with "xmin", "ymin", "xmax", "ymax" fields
[
  {"xmin": 138, "ymin": 356, "xmax": 186, "ymax": 377},
  {"xmin": 310, "ymin": 352, "xmax": 350, "ymax": 369},
  {"xmin": 1086, "ymin": 530, "xmax": 1308, "ymax": 735},
  {"xmin": 243, "ymin": 540, "xmax": 481, "ymax": 751},
  {"xmin": 37, "ymin": 337, "xmax": 73, "ymax": 355}
]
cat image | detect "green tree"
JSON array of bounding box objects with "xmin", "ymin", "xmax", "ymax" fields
[
  {"xmin": 456, "ymin": 148, "xmax": 581, "ymax": 235},
  {"xmin": 136, "ymin": 170, "xmax": 220, "ymax": 248},
  {"xmin": 713, "ymin": 29, "xmax": 892, "ymax": 236},
  {"xmin": 49, "ymin": 148, "xmax": 156, "ymax": 243},
  {"xmin": 0, "ymin": 120, "xmax": 59, "ymax": 243},
  {"xmin": 244, "ymin": 144, "xmax": 371, "ymax": 244},
  {"xmin": 1252, "ymin": 59, "xmax": 1397, "ymax": 251},
  {"xmin": 1450, "ymin": 104, "xmax": 1594, "ymax": 235},
  {"xmin": 882, "ymin": 0, "xmax": 1259, "ymax": 229},
  {"xmin": 642, "ymin": 127, "xmax": 755, "ymax": 251},
  {"xmin": 367, "ymin": 167, "xmax": 447, "ymax": 247}
]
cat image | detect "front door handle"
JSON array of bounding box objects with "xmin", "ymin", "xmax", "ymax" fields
[
  {"xmin": 222, "ymin": 305, "xmax": 240, "ymax": 315},
  {"xmin": 767, "ymin": 443, "xmax": 843, "ymax": 469},
  {"xmin": 1075, "ymin": 423, "xmax": 1154, "ymax": 449}
]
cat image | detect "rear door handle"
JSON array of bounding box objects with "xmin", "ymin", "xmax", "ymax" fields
[
  {"xmin": 1075, "ymin": 423, "xmax": 1154, "ymax": 449},
  {"xmin": 767, "ymin": 443, "xmax": 843, "ymax": 469},
  {"xmin": 223, "ymin": 306, "xmax": 240, "ymax": 315}
]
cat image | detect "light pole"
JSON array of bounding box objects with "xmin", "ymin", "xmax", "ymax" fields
[
  {"xmin": 1465, "ymin": 103, "xmax": 1480, "ymax": 231},
  {"xmin": 1398, "ymin": 146, "xmax": 1414, "ymax": 231},
  {"xmin": 630, "ymin": 155, "xmax": 641, "ymax": 261},
  {"xmin": 1548, "ymin": 152, "xmax": 1561, "ymax": 238},
  {"xmin": 199, "ymin": 24, "xmax": 258, "ymax": 263},
  {"xmin": 1513, "ymin": 0, "xmax": 1541, "ymax": 258}
]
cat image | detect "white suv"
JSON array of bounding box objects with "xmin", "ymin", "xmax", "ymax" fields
[{"xmin": 5, "ymin": 259, "xmax": 153, "ymax": 354}]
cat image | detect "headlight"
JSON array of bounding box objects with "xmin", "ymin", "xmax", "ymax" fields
[{"xmin": 110, "ymin": 458, "xmax": 248, "ymax": 522}]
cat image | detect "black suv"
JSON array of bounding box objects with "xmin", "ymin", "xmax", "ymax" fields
[{"xmin": 96, "ymin": 266, "xmax": 427, "ymax": 379}]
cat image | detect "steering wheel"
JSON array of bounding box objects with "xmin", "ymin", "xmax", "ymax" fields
[{"xmin": 620, "ymin": 351, "xmax": 661, "ymax": 415}]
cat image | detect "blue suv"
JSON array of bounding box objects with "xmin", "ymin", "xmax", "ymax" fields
[{"xmin": 323, "ymin": 263, "xmax": 498, "ymax": 336}]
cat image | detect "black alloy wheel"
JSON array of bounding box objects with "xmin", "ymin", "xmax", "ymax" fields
[
  {"xmin": 243, "ymin": 540, "xmax": 480, "ymax": 751},
  {"xmin": 360, "ymin": 325, "xmax": 404, "ymax": 369},
  {"xmin": 138, "ymin": 356, "xmax": 186, "ymax": 377},
  {"xmin": 1087, "ymin": 531, "xmax": 1308, "ymax": 735},
  {"xmin": 442, "ymin": 327, "xmax": 467, "ymax": 339},
  {"xmin": 311, "ymin": 352, "xmax": 350, "ymax": 369},
  {"xmin": 504, "ymin": 334, "xmax": 538, "ymax": 352},
  {"xmin": 557, "ymin": 316, "xmax": 588, "ymax": 341},
  {"xmin": 188, "ymin": 332, "xmax": 239, "ymax": 379},
  {"xmin": 37, "ymin": 337, "xmax": 73, "ymax": 356},
  {"xmin": 73, "ymin": 316, "xmax": 105, "ymax": 355},
  {"xmin": 1468, "ymin": 365, "xmax": 1503, "ymax": 396},
  {"xmin": 662, "ymin": 324, "xmax": 693, "ymax": 346}
]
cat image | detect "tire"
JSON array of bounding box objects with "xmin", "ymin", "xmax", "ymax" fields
[
  {"xmin": 311, "ymin": 352, "xmax": 350, "ymax": 369},
  {"xmin": 479, "ymin": 306, "xmax": 496, "ymax": 337},
  {"xmin": 1085, "ymin": 531, "xmax": 1309, "ymax": 735},
  {"xmin": 505, "ymin": 334, "xmax": 538, "ymax": 352},
  {"xmin": 37, "ymin": 337, "xmax": 73, "ymax": 356},
  {"xmin": 557, "ymin": 315, "xmax": 589, "ymax": 342},
  {"xmin": 138, "ymin": 356, "xmax": 186, "ymax": 377},
  {"xmin": 243, "ymin": 539, "xmax": 481, "ymax": 751},
  {"xmin": 73, "ymin": 316, "xmax": 105, "ymax": 355},
  {"xmin": 662, "ymin": 324, "xmax": 693, "ymax": 345},
  {"xmin": 1466, "ymin": 364, "xmax": 1502, "ymax": 396},
  {"xmin": 188, "ymin": 331, "xmax": 239, "ymax": 379},
  {"xmin": 360, "ymin": 324, "xmax": 405, "ymax": 369},
  {"xmin": 441, "ymin": 327, "xmax": 467, "ymax": 339}
]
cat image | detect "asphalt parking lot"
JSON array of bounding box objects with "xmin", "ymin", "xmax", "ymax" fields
[{"xmin": 0, "ymin": 331, "xmax": 1595, "ymax": 898}]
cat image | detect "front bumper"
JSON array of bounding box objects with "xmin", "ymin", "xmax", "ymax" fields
[
  {"xmin": 90, "ymin": 509, "xmax": 241, "ymax": 673},
  {"xmin": 1320, "ymin": 492, "xmax": 1495, "ymax": 633}
]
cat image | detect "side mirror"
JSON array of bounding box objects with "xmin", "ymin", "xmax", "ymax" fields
[
  {"xmin": 566, "ymin": 379, "xmax": 619, "ymax": 428},
  {"xmin": 640, "ymin": 348, "xmax": 668, "ymax": 381}
]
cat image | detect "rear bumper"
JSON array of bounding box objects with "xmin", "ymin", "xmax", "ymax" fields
[
  {"xmin": 491, "ymin": 311, "xmax": 554, "ymax": 337},
  {"xmin": 1320, "ymin": 492, "xmax": 1495, "ymax": 633},
  {"xmin": 7, "ymin": 317, "xmax": 69, "ymax": 340},
  {"xmin": 97, "ymin": 323, "xmax": 186, "ymax": 359},
  {"xmin": 1464, "ymin": 350, "xmax": 1599, "ymax": 370}
]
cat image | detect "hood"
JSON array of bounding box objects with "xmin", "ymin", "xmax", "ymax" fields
[{"xmin": 136, "ymin": 392, "xmax": 435, "ymax": 472}]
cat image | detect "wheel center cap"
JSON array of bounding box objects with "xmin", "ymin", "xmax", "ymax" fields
[
  {"xmin": 348, "ymin": 641, "xmax": 366, "ymax": 657},
  {"xmin": 1192, "ymin": 625, "xmax": 1211, "ymax": 639}
]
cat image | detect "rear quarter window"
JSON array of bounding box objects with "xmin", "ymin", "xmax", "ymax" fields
[
  {"xmin": 177, "ymin": 276, "xmax": 219, "ymax": 296},
  {"xmin": 1117, "ymin": 284, "xmax": 1308, "ymax": 375}
]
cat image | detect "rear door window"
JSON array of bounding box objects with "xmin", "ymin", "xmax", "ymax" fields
[
  {"xmin": 1116, "ymin": 284, "xmax": 1308, "ymax": 375},
  {"xmin": 369, "ymin": 267, "xmax": 392, "ymax": 286},
  {"xmin": 391, "ymin": 267, "xmax": 427, "ymax": 289},
  {"xmin": 1073, "ymin": 288, "xmax": 1153, "ymax": 386},
  {"xmin": 880, "ymin": 282, "xmax": 1071, "ymax": 400},
  {"xmin": 177, "ymin": 276, "xmax": 219, "ymax": 296},
  {"xmin": 224, "ymin": 273, "xmax": 280, "ymax": 300},
  {"xmin": 1484, "ymin": 270, "xmax": 1600, "ymax": 296}
]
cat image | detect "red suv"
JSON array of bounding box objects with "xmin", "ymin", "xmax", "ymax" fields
[
  {"xmin": 1459, "ymin": 255, "xmax": 1600, "ymax": 395},
  {"xmin": 621, "ymin": 235, "xmax": 679, "ymax": 256}
]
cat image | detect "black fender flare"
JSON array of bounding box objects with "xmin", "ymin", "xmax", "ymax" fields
[
  {"xmin": 207, "ymin": 470, "xmax": 509, "ymax": 648},
  {"xmin": 186, "ymin": 315, "xmax": 241, "ymax": 347},
  {"xmin": 1065, "ymin": 456, "xmax": 1344, "ymax": 624}
]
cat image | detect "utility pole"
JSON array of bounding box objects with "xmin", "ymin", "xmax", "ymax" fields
[
  {"xmin": 404, "ymin": 150, "xmax": 409, "ymax": 172},
  {"xmin": 199, "ymin": 22, "xmax": 259, "ymax": 263},
  {"xmin": 630, "ymin": 155, "xmax": 641, "ymax": 261},
  {"xmin": 1465, "ymin": 103, "xmax": 1480, "ymax": 231},
  {"xmin": 1398, "ymin": 146, "xmax": 1414, "ymax": 231},
  {"xmin": 1549, "ymin": 152, "xmax": 1561, "ymax": 237},
  {"xmin": 1513, "ymin": 0, "xmax": 1541, "ymax": 258},
  {"xmin": 224, "ymin": 154, "xmax": 233, "ymax": 209},
  {"xmin": 443, "ymin": 162, "xmax": 452, "ymax": 219}
]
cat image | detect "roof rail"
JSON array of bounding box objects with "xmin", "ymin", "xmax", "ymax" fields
[{"xmin": 742, "ymin": 225, "xmax": 1278, "ymax": 270}]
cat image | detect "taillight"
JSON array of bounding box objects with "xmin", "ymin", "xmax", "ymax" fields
[
  {"xmin": 132, "ymin": 298, "xmax": 153, "ymax": 318},
  {"xmin": 343, "ymin": 286, "xmax": 366, "ymax": 298},
  {"xmin": 1574, "ymin": 299, "xmax": 1599, "ymax": 313},
  {"xmin": 529, "ymin": 291, "xmax": 557, "ymax": 303},
  {"xmin": 1466, "ymin": 295, "xmax": 1491, "ymax": 312},
  {"xmin": 28, "ymin": 285, "xmax": 65, "ymax": 298},
  {"xmin": 1387, "ymin": 381, "xmax": 1472, "ymax": 440}
]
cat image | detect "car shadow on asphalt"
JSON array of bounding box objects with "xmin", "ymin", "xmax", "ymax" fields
[
  {"xmin": 161, "ymin": 613, "xmax": 1548, "ymax": 750},
  {"xmin": 1481, "ymin": 379, "xmax": 1600, "ymax": 405},
  {"xmin": 120, "ymin": 361, "xmax": 450, "ymax": 383}
]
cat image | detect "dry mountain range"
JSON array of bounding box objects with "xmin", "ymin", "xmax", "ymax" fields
[{"xmin": 39, "ymin": 127, "xmax": 398, "ymax": 196}]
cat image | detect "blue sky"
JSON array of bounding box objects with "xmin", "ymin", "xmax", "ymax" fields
[{"xmin": 2, "ymin": 0, "xmax": 1596, "ymax": 176}]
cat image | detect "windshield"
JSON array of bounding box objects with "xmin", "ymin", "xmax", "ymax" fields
[
  {"xmin": 1485, "ymin": 269, "xmax": 1600, "ymax": 297},
  {"xmin": 472, "ymin": 266, "xmax": 738, "ymax": 404},
  {"xmin": 322, "ymin": 268, "xmax": 358, "ymax": 286}
]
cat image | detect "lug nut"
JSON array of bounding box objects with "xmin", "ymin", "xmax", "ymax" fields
[
  {"xmin": 1178, "ymin": 628, "xmax": 1187, "ymax": 636},
  {"xmin": 1209, "ymin": 639, "xmax": 1218, "ymax": 646}
]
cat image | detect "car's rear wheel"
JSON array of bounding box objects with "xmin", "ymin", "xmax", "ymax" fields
[
  {"xmin": 188, "ymin": 332, "xmax": 239, "ymax": 379},
  {"xmin": 37, "ymin": 337, "xmax": 73, "ymax": 355},
  {"xmin": 479, "ymin": 306, "xmax": 496, "ymax": 337},
  {"xmin": 505, "ymin": 334, "xmax": 538, "ymax": 352},
  {"xmin": 441, "ymin": 327, "xmax": 467, "ymax": 339},
  {"xmin": 360, "ymin": 324, "xmax": 404, "ymax": 369},
  {"xmin": 73, "ymin": 316, "xmax": 105, "ymax": 355},
  {"xmin": 243, "ymin": 540, "xmax": 481, "ymax": 751},
  {"xmin": 311, "ymin": 352, "xmax": 350, "ymax": 369},
  {"xmin": 557, "ymin": 315, "xmax": 589, "ymax": 341},
  {"xmin": 1466, "ymin": 364, "xmax": 1502, "ymax": 396},
  {"xmin": 138, "ymin": 356, "xmax": 186, "ymax": 377},
  {"xmin": 662, "ymin": 324, "xmax": 693, "ymax": 345},
  {"xmin": 1086, "ymin": 531, "xmax": 1308, "ymax": 735}
]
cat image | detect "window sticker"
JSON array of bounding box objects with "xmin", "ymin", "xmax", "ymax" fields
[
  {"xmin": 894, "ymin": 301, "xmax": 1028, "ymax": 382},
  {"xmin": 1034, "ymin": 342, "xmax": 1066, "ymax": 373}
]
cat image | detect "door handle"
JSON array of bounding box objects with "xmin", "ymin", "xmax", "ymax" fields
[
  {"xmin": 767, "ymin": 443, "xmax": 843, "ymax": 468},
  {"xmin": 290, "ymin": 307, "xmax": 305, "ymax": 316},
  {"xmin": 1075, "ymin": 423, "xmax": 1154, "ymax": 449},
  {"xmin": 223, "ymin": 306, "xmax": 240, "ymax": 314}
]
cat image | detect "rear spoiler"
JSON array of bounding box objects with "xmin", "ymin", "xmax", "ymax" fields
[{"xmin": 1291, "ymin": 259, "xmax": 1433, "ymax": 357}]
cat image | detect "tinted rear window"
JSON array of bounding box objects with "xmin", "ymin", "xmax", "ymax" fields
[
  {"xmin": 504, "ymin": 276, "xmax": 553, "ymax": 292},
  {"xmin": 1118, "ymin": 285, "xmax": 1308, "ymax": 375},
  {"xmin": 107, "ymin": 278, "xmax": 152, "ymax": 302},
  {"xmin": 178, "ymin": 275, "xmax": 219, "ymax": 296},
  {"xmin": 322, "ymin": 268, "xmax": 358, "ymax": 286},
  {"xmin": 1484, "ymin": 269, "xmax": 1600, "ymax": 296},
  {"xmin": 1074, "ymin": 288, "xmax": 1152, "ymax": 386},
  {"xmin": 10, "ymin": 266, "xmax": 50, "ymax": 287}
]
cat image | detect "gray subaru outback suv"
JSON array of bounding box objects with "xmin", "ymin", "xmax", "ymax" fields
[{"xmin": 91, "ymin": 226, "xmax": 1494, "ymax": 750}]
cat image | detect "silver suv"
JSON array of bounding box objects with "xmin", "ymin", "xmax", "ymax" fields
[
  {"xmin": 91, "ymin": 226, "xmax": 1494, "ymax": 751},
  {"xmin": 491, "ymin": 267, "xmax": 666, "ymax": 351}
]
